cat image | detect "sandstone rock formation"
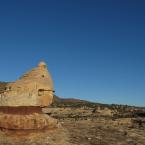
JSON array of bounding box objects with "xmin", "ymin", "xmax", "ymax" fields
[
  {"xmin": 0, "ymin": 61, "xmax": 54, "ymax": 107},
  {"xmin": 0, "ymin": 61, "xmax": 58, "ymax": 130}
]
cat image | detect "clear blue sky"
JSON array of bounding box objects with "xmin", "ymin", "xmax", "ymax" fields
[{"xmin": 0, "ymin": 0, "xmax": 145, "ymax": 106}]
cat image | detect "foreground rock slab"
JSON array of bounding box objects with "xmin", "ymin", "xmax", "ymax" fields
[
  {"xmin": 0, "ymin": 127, "xmax": 70, "ymax": 145},
  {"xmin": 0, "ymin": 120, "xmax": 145, "ymax": 145},
  {"xmin": 0, "ymin": 114, "xmax": 59, "ymax": 130}
]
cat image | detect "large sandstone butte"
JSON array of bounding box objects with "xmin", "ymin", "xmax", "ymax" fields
[{"xmin": 0, "ymin": 61, "xmax": 58, "ymax": 130}]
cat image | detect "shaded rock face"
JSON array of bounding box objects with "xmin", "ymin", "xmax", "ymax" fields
[{"xmin": 0, "ymin": 61, "xmax": 58, "ymax": 130}]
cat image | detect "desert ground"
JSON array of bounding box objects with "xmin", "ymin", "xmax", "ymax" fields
[
  {"xmin": 0, "ymin": 97, "xmax": 145, "ymax": 145},
  {"xmin": 1, "ymin": 119, "xmax": 145, "ymax": 145}
]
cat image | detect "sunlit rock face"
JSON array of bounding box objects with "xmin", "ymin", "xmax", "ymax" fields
[
  {"xmin": 0, "ymin": 61, "xmax": 58, "ymax": 130},
  {"xmin": 0, "ymin": 61, "xmax": 54, "ymax": 107}
]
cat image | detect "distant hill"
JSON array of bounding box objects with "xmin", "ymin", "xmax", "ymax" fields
[
  {"xmin": 53, "ymin": 95, "xmax": 89, "ymax": 103},
  {"xmin": 52, "ymin": 95, "xmax": 102, "ymax": 108}
]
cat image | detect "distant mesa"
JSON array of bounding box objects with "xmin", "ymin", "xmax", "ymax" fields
[{"xmin": 0, "ymin": 61, "xmax": 58, "ymax": 130}]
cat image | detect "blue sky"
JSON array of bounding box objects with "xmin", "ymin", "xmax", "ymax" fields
[{"xmin": 0, "ymin": 0, "xmax": 145, "ymax": 106}]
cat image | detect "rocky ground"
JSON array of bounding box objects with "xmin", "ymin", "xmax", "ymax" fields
[
  {"xmin": 65, "ymin": 119, "xmax": 145, "ymax": 145},
  {"xmin": 0, "ymin": 103, "xmax": 145, "ymax": 145},
  {"xmin": 0, "ymin": 118, "xmax": 145, "ymax": 145}
]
